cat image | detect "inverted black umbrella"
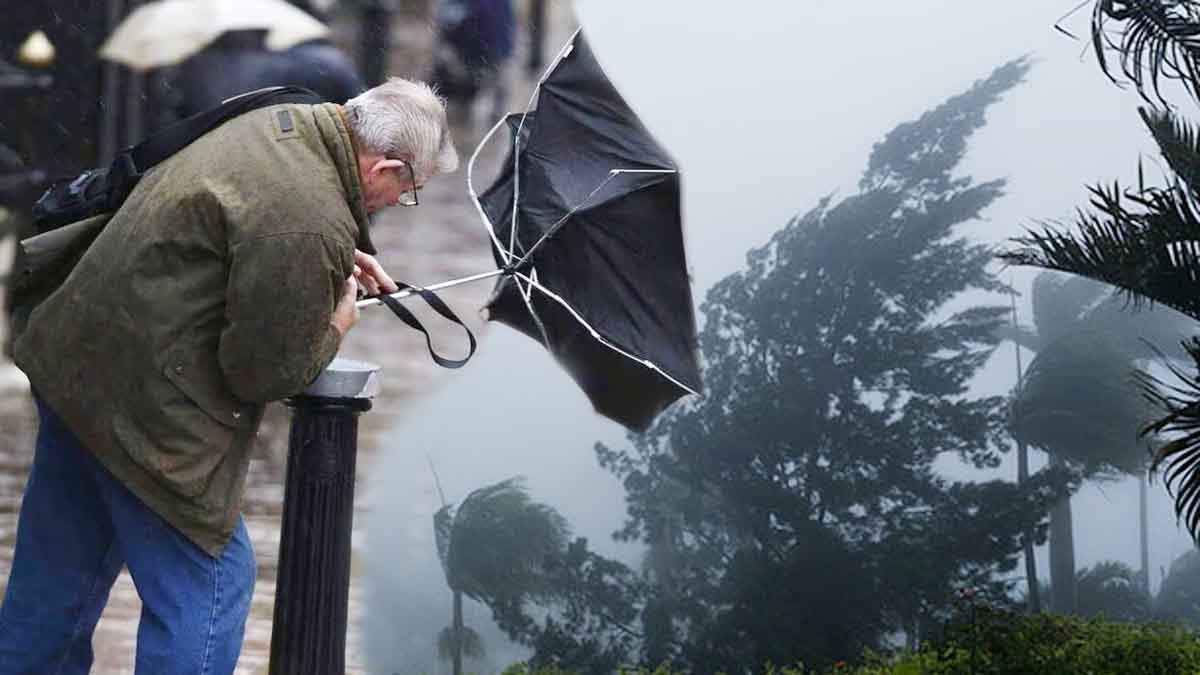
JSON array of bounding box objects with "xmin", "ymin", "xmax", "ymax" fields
[{"xmin": 361, "ymin": 28, "xmax": 701, "ymax": 431}]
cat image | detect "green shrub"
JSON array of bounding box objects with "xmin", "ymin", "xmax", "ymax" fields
[
  {"xmin": 505, "ymin": 607, "xmax": 1200, "ymax": 674},
  {"xmin": 873, "ymin": 607, "xmax": 1200, "ymax": 675}
]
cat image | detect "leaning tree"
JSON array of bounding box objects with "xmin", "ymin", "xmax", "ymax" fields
[
  {"xmin": 432, "ymin": 477, "xmax": 569, "ymax": 675},
  {"xmin": 598, "ymin": 58, "xmax": 1068, "ymax": 670}
]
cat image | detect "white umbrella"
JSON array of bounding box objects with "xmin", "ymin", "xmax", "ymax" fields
[{"xmin": 99, "ymin": 0, "xmax": 329, "ymax": 71}]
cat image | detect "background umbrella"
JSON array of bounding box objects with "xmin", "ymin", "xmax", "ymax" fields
[
  {"xmin": 359, "ymin": 28, "xmax": 702, "ymax": 431},
  {"xmin": 99, "ymin": 0, "xmax": 328, "ymax": 71}
]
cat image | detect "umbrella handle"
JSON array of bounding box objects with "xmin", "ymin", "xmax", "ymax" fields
[{"xmin": 354, "ymin": 268, "xmax": 504, "ymax": 310}]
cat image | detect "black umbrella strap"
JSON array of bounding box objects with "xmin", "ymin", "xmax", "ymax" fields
[{"xmin": 375, "ymin": 284, "xmax": 477, "ymax": 369}]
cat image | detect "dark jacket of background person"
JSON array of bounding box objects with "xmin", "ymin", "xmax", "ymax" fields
[
  {"xmin": 12, "ymin": 102, "xmax": 371, "ymax": 556},
  {"xmin": 439, "ymin": 0, "xmax": 514, "ymax": 69},
  {"xmin": 430, "ymin": 0, "xmax": 515, "ymax": 102},
  {"xmin": 157, "ymin": 31, "xmax": 365, "ymax": 127}
]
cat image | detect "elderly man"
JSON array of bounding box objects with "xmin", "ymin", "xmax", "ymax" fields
[{"xmin": 0, "ymin": 77, "xmax": 457, "ymax": 674}]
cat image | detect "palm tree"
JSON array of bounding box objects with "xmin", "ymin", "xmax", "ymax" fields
[
  {"xmin": 1004, "ymin": 272, "xmax": 1184, "ymax": 613},
  {"xmin": 1155, "ymin": 548, "xmax": 1200, "ymax": 624},
  {"xmin": 1075, "ymin": 560, "xmax": 1154, "ymax": 621},
  {"xmin": 1002, "ymin": 0, "xmax": 1200, "ymax": 539},
  {"xmin": 433, "ymin": 477, "xmax": 570, "ymax": 675}
]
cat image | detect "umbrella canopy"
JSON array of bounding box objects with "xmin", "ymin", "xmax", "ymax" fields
[
  {"xmin": 471, "ymin": 29, "xmax": 702, "ymax": 431},
  {"xmin": 99, "ymin": 0, "xmax": 328, "ymax": 71}
]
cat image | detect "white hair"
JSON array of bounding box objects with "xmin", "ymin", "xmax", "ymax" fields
[{"xmin": 344, "ymin": 78, "xmax": 458, "ymax": 180}]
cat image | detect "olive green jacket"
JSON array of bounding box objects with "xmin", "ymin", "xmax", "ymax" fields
[{"xmin": 13, "ymin": 102, "xmax": 373, "ymax": 556}]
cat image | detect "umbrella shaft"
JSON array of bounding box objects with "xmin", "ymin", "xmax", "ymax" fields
[{"xmin": 354, "ymin": 268, "xmax": 505, "ymax": 309}]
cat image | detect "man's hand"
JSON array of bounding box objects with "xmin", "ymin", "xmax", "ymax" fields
[
  {"xmin": 353, "ymin": 250, "xmax": 399, "ymax": 297},
  {"xmin": 331, "ymin": 274, "xmax": 360, "ymax": 337}
]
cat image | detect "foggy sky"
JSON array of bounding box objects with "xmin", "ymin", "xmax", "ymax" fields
[{"xmin": 361, "ymin": 2, "xmax": 1198, "ymax": 671}]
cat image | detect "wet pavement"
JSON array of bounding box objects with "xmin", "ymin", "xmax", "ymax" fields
[{"xmin": 0, "ymin": 2, "xmax": 573, "ymax": 672}]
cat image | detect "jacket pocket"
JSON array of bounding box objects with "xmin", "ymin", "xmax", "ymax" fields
[
  {"xmin": 111, "ymin": 371, "xmax": 246, "ymax": 501},
  {"xmin": 162, "ymin": 341, "xmax": 257, "ymax": 430},
  {"xmin": 109, "ymin": 337, "xmax": 260, "ymax": 501}
]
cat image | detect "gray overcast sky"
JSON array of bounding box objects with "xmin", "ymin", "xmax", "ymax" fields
[{"xmin": 363, "ymin": 2, "xmax": 1198, "ymax": 669}]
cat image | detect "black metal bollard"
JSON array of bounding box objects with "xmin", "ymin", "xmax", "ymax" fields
[{"xmin": 269, "ymin": 358, "xmax": 380, "ymax": 675}]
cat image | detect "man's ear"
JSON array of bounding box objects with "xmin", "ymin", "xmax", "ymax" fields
[{"xmin": 368, "ymin": 158, "xmax": 407, "ymax": 178}]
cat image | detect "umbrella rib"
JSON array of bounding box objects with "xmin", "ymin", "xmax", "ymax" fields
[
  {"xmin": 515, "ymin": 270, "xmax": 554, "ymax": 351},
  {"xmin": 510, "ymin": 169, "xmax": 677, "ymax": 270},
  {"xmin": 510, "ymin": 27, "xmax": 583, "ymax": 258},
  {"xmin": 466, "ymin": 115, "xmax": 516, "ymax": 265},
  {"xmin": 466, "ymin": 27, "xmax": 584, "ymax": 267},
  {"xmin": 512, "ymin": 271, "xmax": 700, "ymax": 397}
]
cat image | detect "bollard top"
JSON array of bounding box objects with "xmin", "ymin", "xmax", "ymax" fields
[{"xmin": 301, "ymin": 358, "xmax": 380, "ymax": 399}]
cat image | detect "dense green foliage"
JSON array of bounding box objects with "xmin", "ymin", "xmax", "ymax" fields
[
  {"xmin": 502, "ymin": 609, "xmax": 1200, "ymax": 674},
  {"xmin": 491, "ymin": 536, "xmax": 643, "ymax": 674},
  {"xmin": 886, "ymin": 606, "xmax": 1200, "ymax": 675}
]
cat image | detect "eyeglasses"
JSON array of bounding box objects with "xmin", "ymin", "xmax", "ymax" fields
[{"xmin": 395, "ymin": 158, "xmax": 419, "ymax": 207}]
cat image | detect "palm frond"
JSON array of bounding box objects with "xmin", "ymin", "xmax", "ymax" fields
[
  {"xmin": 1139, "ymin": 337, "xmax": 1200, "ymax": 539},
  {"xmin": 437, "ymin": 625, "xmax": 485, "ymax": 661},
  {"xmin": 1030, "ymin": 272, "xmax": 1110, "ymax": 341},
  {"xmin": 1012, "ymin": 331, "xmax": 1154, "ymax": 476},
  {"xmin": 1078, "ymin": 290, "xmax": 1197, "ymax": 361},
  {"xmin": 434, "ymin": 503, "xmax": 455, "ymax": 583},
  {"xmin": 993, "ymin": 320, "xmax": 1043, "ymax": 351},
  {"xmin": 1140, "ymin": 106, "xmax": 1200, "ymax": 197},
  {"xmin": 442, "ymin": 477, "xmax": 571, "ymax": 604},
  {"xmin": 1092, "ymin": 0, "xmax": 1200, "ymax": 104},
  {"xmin": 1002, "ymin": 180, "xmax": 1200, "ymax": 322}
]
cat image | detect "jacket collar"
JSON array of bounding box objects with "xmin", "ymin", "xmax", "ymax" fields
[{"xmin": 314, "ymin": 103, "xmax": 376, "ymax": 254}]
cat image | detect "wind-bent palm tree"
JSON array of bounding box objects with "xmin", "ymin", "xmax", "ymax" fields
[
  {"xmin": 1004, "ymin": 0, "xmax": 1200, "ymax": 539},
  {"xmin": 1075, "ymin": 560, "xmax": 1154, "ymax": 620},
  {"xmin": 1005, "ymin": 272, "xmax": 1182, "ymax": 613},
  {"xmin": 1155, "ymin": 548, "xmax": 1200, "ymax": 624},
  {"xmin": 433, "ymin": 477, "xmax": 570, "ymax": 675}
]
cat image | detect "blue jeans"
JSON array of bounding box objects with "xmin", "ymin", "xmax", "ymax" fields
[{"xmin": 0, "ymin": 397, "xmax": 256, "ymax": 674}]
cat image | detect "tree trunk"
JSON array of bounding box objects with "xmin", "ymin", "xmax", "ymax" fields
[
  {"xmin": 1009, "ymin": 297, "xmax": 1041, "ymax": 613},
  {"xmin": 1017, "ymin": 437, "xmax": 1041, "ymax": 613},
  {"xmin": 1139, "ymin": 476, "xmax": 1151, "ymax": 593},
  {"xmin": 452, "ymin": 589, "xmax": 464, "ymax": 675},
  {"xmin": 1048, "ymin": 453, "xmax": 1077, "ymax": 614},
  {"xmin": 643, "ymin": 523, "xmax": 678, "ymax": 665}
]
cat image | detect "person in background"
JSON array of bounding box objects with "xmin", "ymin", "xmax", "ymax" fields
[
  {"xmin": 154, "ymin": 29, "xmax": 365, "ymax": 128},
  {"xmin": 428, "ymin": 0, "xmax": 515, "ymax": 129}
]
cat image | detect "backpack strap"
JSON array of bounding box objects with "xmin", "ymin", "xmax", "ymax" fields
[
  {"xmin": 125, "ymin": 86, "xmax": 325, "ymax": 176},
  {"xmin": 32, "ymin": 86, "xmax": 326, "ymax": 232}
]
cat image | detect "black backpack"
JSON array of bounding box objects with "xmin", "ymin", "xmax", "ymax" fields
[{"xmin": 31, "ymin": 86, "xmax": 323, "ymax": 233}]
